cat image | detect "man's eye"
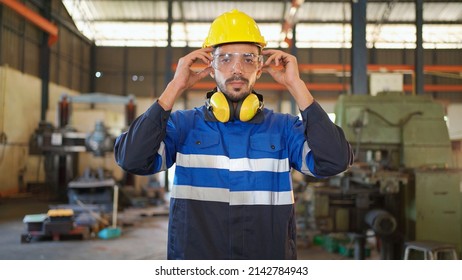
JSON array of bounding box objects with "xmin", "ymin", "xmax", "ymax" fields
[
  {"xmin": 219, "ymin": 55, "xmax": 232, "ymax": 63},
  {"xmin": 243, "ymin": 54, "xmax": 256, "ymax": 63}
]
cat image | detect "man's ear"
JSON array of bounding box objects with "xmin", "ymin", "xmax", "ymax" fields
[
  {"xmin": 256, "ymin": 67, "xmax": 262, "ymax": 79},
  {"xmin": 209, "ymin": 67, "xmax": 215, "ymax": 79}
]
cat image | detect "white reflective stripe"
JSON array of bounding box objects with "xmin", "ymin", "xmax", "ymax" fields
[
  {"xmin": 177, "ymin": 153, "xmax": 289, "ymax": 172},
  {"xmin": 172, "ymin": 185, "xmax": 230, "ymax": 203},
  {"xmin": 157, "ymin": 141, "xmax": 167, "ymax": 171},
  {"xmin": 301, "ymin": 141, "xmax": 314, "ymax": 176},
  {"xmin": 177, "ymin": 153, "xmax": 229, "ymax": 169},
  {"xmin": 230, "ymin": 158, "xmax": 289, "ymax": 172},
  {"xmin": 230, "ymin": 190, "xmax": 294, "ymax": 205},
  {"xmin": 171, "ymin": 185, "xmax": 294, "ymax": 206}
]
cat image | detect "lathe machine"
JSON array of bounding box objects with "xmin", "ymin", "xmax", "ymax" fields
[{"xmin": 310, "ymin": 92, "xmax": 461, "ymax": 259}]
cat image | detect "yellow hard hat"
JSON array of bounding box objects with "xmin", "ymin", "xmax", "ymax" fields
[{"xmin": 203, "ymin": 9, "xmax": 267, "ymax": 48}]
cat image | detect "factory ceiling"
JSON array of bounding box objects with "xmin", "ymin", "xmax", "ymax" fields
[{"xmin": 62, "ymin": 0, "xmax": 462, "ymax": 49}]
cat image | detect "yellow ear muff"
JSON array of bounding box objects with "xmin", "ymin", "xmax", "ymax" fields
[
  {"xmin": 209, "ymin": 91, "xmax": 232, "ymax": 122},
  {"xmin": 237, "ymin": 93, "xmax": 261, "ymax": 122}
]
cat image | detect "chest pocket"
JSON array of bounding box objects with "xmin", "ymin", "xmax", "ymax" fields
[
  {"xmin": 181, "ymin": 131, "xmax": 220, "ymax": 153},
  {"xmin": 250, "ymin": 133, "xmax": 284, "ymax": 155},
  {"xmin": 249, "ymin": 133, "xmax": 290, "ymax": 192}
]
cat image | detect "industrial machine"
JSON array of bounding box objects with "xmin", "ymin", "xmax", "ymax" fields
[
  {"xmin": 310, "ymin": 92, "xmax": 461, "ymax": 259},
  {"xmin": 29, "ymin": 93, "xmax": 136, "ymax": 201},
  {"xmin": 21, "ymin": 209, "xmax": 91, "ymax": 243},
  {"xmin": 22, "ymin": 93, "xmax": 136, "ymax": 242}
]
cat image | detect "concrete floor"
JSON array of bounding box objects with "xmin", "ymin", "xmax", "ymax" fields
[{"xmin": 0, "ymin": 195, "xmax": 374, "ymax": 260}]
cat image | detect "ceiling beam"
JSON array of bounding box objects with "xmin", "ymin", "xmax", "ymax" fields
[
  {"xmin": 1, "ymin": 0, "xmax": 58, "ymax": 45},
  {"xmin": 83, "ymin": 0, "xmax": 462, "ymax": 2},
  {"xmin": 75, "ymin": 18, "xmax": 462, "ymax": 25}
]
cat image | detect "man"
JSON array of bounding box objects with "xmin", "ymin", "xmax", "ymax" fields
[{"xmin": 114, "ymin": 9, "xmax": 353, "ymax": 260}]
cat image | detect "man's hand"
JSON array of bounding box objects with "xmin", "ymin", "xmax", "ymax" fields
[
  {"xmin": 173, "ymin": 47, "xmax": 214, "ymax": 91},
  {"xmin": 158, "ymin": 48, "xmax": 213, "ymax": 110},
  {"xmin": 262, "ymin": 49, "xmax": 314, "ymax": 110},
  {"xmin": 262, "ymin": 49, "xmax": 300, "ymax": 88}
]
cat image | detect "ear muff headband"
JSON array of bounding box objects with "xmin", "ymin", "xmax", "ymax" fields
[{"xmin": 209, "ymin": 91, "xmax": 233, "ymax": 122}]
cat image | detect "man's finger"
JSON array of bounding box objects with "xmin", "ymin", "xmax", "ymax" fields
[{"xmin": 197, "ymin": 66, "xmax": 213, "ymax": 79}]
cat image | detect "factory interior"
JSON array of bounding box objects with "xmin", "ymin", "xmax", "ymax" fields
[{"xmin": 1, "ymin": 0, "xmax": 462, "ymax": 261}]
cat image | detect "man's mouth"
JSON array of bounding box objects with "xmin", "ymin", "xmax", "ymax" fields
[{"xmin": 226, "ymin": 76, "xmax": 248, "ymax": 86}]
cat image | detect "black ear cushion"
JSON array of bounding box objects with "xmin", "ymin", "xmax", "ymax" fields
[
  {"xmin": 234, "ymin": 99, "xmax": 243, "ymax": 120},
  {"xmin": 227, "ymin": 97, "xmax": 235, "ymax": 121}
]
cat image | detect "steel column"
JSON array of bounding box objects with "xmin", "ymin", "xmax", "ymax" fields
[
  {"xmin": 351, "ymin": 0, "xmax": 368, "ymax": 95},
  {"xmin": 290, "ymin": 25, "xmax": 297, "ymax": 115},
  {"xmin": 164, "ymin": 0, "xmax": 173, "ymax": 87},
  {"xmin": 415, "ymin": 0, "xmax": 424, "ymax": 95},
  {"xmin": 153, "ymin": 46, "xmax": 158, "ymax": 98},
  {"xmin": 39, "ymin": 1, "xmax": 51, "ymax": 121},
  {"xmin": 163, "ymin": 0, "xmax": 174, "ymax": 192},
  {"xmin": 90, "ymin": 44, "xmax": 96, "ymax": 92},
  {"xmin": 123, "ymin": 47, "xmax": 128, "ymax": 95}
]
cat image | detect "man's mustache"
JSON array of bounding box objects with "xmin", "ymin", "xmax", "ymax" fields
[{"xmin": 226, "ymin": 76, "xmax": 249, "ymax": 84}]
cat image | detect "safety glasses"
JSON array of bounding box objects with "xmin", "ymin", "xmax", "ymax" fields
[{"xmin": 211, "ymin": 52, "xmax": 263, "ymax": 73}]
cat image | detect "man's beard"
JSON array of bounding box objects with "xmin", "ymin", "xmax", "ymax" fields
[{"xmin": 217, "ymin": 76, "xmax": 251, "ymax": 102}]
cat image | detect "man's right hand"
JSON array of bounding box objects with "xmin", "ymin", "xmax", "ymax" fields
[{"xmin": 158, "ymin": 48, "xmax": 213, "ymax": 110}]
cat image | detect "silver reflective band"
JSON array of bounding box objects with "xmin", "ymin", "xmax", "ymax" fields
[
  {"xmin": 212, "ymin": 52, "xmax": 263, "ymax": 73},
  {"xmin": 176, "ymin": 153, "xmax": 290, "ymax": 172},
  {"xmin": 171, "ymin": 185, "xmax": 295, "ymax": 205}
]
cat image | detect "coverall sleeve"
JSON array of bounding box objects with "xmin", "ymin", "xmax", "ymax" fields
[
  {"xmin": 114, "ymin": 101, "xmax": 171, "ymax": 175},
  {"xmin": 300, "ymin": 101, "xmax": 353, "ymax": 177}
]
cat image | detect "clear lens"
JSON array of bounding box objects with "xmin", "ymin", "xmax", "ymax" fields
[{"xmin": 212, "ymin": 52, "xmax": 263, "ymax": 73}]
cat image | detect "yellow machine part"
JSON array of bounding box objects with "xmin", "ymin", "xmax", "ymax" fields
[{"xmin": 47, "ymin": 209, "xmax": 74, "ymax": 217}]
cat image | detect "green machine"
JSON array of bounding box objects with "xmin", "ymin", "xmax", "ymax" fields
[{"xmin": 312, "ymin": 92, "xmax": 461, "ymax": 259}]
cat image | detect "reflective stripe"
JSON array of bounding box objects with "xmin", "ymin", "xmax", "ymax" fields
[
  {"xmin": 177, "ymin": 153, "xmax": 289, "ymax": 172},
  {"xmin": 172, "ymin": 185, "xmax": 229, "ymax": 203},
  {"xmin": 230, "ymin": 157, "xmax": 289, "ymax": 172},
  {"xmin": 300, "ymin": 141, "xmax": 314, "ymax": 176},
  {"xmin": 172, "ymin": 185, "xmax": 294, "ymax": 205},
  {"xmin": 230, "ymin": 190, "xmax": 294, "ymax": 205},
  {"xmin": 177, "ymin": 153, "xmax": 229, "ymax": 169},
  {"xmin": 157, "ymin": 142, "xmax": 167, "ymax": 171}
]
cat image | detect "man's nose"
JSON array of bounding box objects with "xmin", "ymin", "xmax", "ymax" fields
[{"xmin": 231, "ymin": 61, "xmax": 243, "ymax": 73}]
